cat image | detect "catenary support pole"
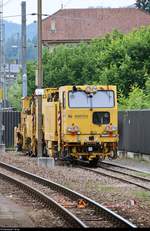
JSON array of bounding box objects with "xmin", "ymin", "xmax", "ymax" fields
[
  {"xmin": 0, "ymin": 0, "xmax": 4, "ymax": 144},
  {"xmin": 37, "ymin": 0, "xmax": 43, "ymax": 157},
  {"xmin": 21, "ymin": 1, "xmax": 27, "ymax": 97}
]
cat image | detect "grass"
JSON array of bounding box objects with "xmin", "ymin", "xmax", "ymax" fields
[
  {"xmin": 135, "ymin": 172, "xmax": 150, "ymax": 178},
  {"xmin": 132, "ymin": 190, "xmax": 150, "ymax": 200},
  {"xmin": 85, "ymin": 181, "xmax": 117, "ymax": 192},
  {"xmin": 98, "ymin": 186, "xmax": 117, "ymax": 193}
]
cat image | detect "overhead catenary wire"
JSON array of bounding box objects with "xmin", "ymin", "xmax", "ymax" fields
[
  {"xmin": 3, "ymin": 13, "xmax": 49, "ymax": 19},
  {"xmin": 3, "ymin": 14, "xmax": 101, "ymax": 21}
]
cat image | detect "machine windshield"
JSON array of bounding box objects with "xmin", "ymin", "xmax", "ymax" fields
[{"xmin": 68, "ymin": 90, "xmax": 115, "ymax": 108}]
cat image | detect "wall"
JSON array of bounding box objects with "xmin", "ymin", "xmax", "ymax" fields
[
  {"xmin": 118, "ymin": 110, "xmax": 150, "ymax": 155},
  {"xmin": 2, "ymin": 111, "xmax": 20, "ymax": 148}
]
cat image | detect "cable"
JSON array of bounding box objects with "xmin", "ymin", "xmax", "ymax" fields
[
  {"xmin": 3, "ymin": 14, "xmax": 25, "ymax": 19},
  {"xmin": 3, "ymin": 13, "xmax": 49, "ymax": 19},
  {"xmin": 3, "ymin": 6, "xmax": 134, "ymax": 21}
]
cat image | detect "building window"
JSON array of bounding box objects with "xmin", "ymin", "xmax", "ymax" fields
[{"xmin": 50, "ymin": 19, "xmax": 56, "ymax": 33}]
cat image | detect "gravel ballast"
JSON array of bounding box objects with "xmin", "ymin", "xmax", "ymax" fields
[{"xmin": 0, "ymin": 152, "xmax": 150, "ymax": 228}]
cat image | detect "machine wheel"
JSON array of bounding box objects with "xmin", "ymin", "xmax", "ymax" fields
[
  {"xmin": 42, "ymin": 143, "xmax": 49, "ymax": 157},
  {"xmin": 16, "ymin": 144, "xmax": 22, "ymax": 152},
  {"xmin": 109, "ymin": 149, "xmax": 118, "ymax": 160},
  {"xmin": 89, "ymin": 159, "xmax": 99, "ymax": 167}
]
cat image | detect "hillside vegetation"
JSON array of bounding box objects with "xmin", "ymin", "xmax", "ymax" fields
[{"xmin": 4, "ymin": 21, "xmax": 37, "ymax": 62}]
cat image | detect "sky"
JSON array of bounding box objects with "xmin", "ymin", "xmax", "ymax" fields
[{"xmin": 3, "ymin": 0, "xmax": 136, "ymax": 24}]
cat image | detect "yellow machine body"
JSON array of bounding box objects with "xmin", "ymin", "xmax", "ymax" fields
[
  {"xmin": 16, "ymin": 85, "xmax": 118, "ymax": 164},
  {"xmin": 0, "ymin": 89, "xmax": 3, "ymax": 101}
]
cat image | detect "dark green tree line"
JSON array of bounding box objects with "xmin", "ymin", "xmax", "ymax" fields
[
  {"xmin": 8, "ymin": 26, "xmax": 150, "ymax": 110},
  {"xmin": 136, "ymin": 0, "xmax": 150, "ymax": 12}
]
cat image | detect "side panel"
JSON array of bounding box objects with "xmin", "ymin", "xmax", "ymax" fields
[
  {"xmin": 26, "ymin": 115, "xmax": 32, "ymax": 138},
  {"xmin": 43, "ymin": 102, "xmax": 58, "ymax": 141}
]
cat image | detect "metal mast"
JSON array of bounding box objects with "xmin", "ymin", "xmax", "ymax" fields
[
  {"xmin": 0, "ymin": 0, "xmax": 4, "ymax": 145},
  {"xmin": 37, "ymin": 0, "xmax": 43, "ymax": 157},
  {"xmin": 0, "ymin": 0, "xmax": 4, "ymax": 101},
  {"xmin": 21, "ymin": 1, "xmax": 27, "ymax": 97}
]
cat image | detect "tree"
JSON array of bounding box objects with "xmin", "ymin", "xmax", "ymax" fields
[
  {"xmin": 136, "ymin": 0, "xmax": 150, "ymax": 13},
  {"xmin": 118, "ymin": 85, "xmax": 148, "ymax": 110},
  {"xmin": 11, "ymin": 26, "xmax": 150, "ymax": 110},
  {"xmin": 27, "ymin": 61, "xmax": 37, "ymax": 95},
  {"xmin": 8, "ymin": 72, "xmax": 22, "ymax": 111}
]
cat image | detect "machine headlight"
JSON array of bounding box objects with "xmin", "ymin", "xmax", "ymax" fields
[
  {"xmin": 67, "ymin": 125, "xmax": 80, "ymax": 134},
  {"xmin": 112, "ymin": 126, "xmax": 117, "ymax": 131},
  {"xmin": 92, "ymin": 86, "xmax": 97, "ymax": 93},
  {"xmin": 105, "ymin": 124, "xmax": 117, "ymax": 132},
  {"xmin": 67, "ymin": 126, "xmax": 73, "ymax": 132},
  {"xmin": 74, "ymin": 125, "xmax": 79, "ymax": 132},
  {"xmin": 85, "ymin": 86, "xmax": 92, "ymax": 93}
]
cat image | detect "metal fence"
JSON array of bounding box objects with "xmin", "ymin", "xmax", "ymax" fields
[
  {"xmin": 1, "ymin": 110, "xmax": 150, "ymax": 154},
  {"xmin": 2, "ymin": 111, "xmax": 20, "ymax": 148},
  {"xmin": 118, "ymin": 110, "xmax": 150, "ymax": 155}
]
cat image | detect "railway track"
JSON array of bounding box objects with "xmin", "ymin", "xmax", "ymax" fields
[
  {"xmin": 101, "ymin": 161, "xmax": 150, "ymax": 175},
  {"xmin": 0, "ymin": 161, "xmax": 136, "ymax": 228},
  {"xmin": 81, "ymin": 161, "xmax": 150, "ymax": 192}
]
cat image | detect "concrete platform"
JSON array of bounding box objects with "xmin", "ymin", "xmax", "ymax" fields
[
  {"xmin": 0, "ymin": 195, "xmax": 34, "ymax": 227},
  {"xmin": 118, "ymin": 151, "xmax": 150, "ymax": 163},
  {"xmin": 38, "ymin": 157, "xmax": 55, "ymax": 169},
  {"xmin": 106, "ymin": 151, "xmax": 150, "ymax": 173}
]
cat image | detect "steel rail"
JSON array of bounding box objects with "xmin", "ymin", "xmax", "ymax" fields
[
  {"xmin": 81, "ymin": 166, "xmax": 150, "ymax": 193},
  {"xmin": 99, "ymin": 163, "xmax": 150, "ymax": 183},
  {"xmin": 0, "ymin": 171, "xmax": 86, "ymax": 228},
  {"xmin": 0, "ymin": 161, "xmax": 136, "ymax": 228},
  {"xmin": 101, "ymin": 161, "xmax": 150, "ymax": 174}
]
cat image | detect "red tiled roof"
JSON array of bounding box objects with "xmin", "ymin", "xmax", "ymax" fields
[{"xmin": 42, "ymin": 8, "xmax": 150, "ymax": 44}]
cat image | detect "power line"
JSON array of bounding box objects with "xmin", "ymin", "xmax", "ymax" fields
[
  {"xmin": 3, "ymin": 13, "xmax": 95, "ymax": 22},
  {"xmin": 3, "ymin": 13, "xmax": 49, "ymax": 19},
  {"xmin": 3, "ymin": 7, "xmax": 134, "ymax": 22},
  {"xmin": 3, "ymin": 14, "xmax": 27, "ymax": 19}
]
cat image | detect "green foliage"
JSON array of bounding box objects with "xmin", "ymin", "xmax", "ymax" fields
[
  {"xmin": 10, "ymin": 26, "xmax": 150, "ymax": 110},
  {"xmin": 118, "ymin": 78, "xmax": 150, "ymax": 110},
  {"xmin": 136, "ymin": 0, "xmax": 150, "ymax": 12},
  {"xmin": 40, "ymin": 28, "xmax": 150, "ymax": 99},
  {"xmin": 27, "ymin": 61, "xmax": 37, "ymax": 95},
  {"xmin": 42, "ymin": 43, "xmax": 100, "ymax": 87},
  {"xmin": 8, "ymin": 72, "xmax": 22, "ymax": 111},
  {"xmin": 118, "ymin": 85, "xmax": 148, "ymax": 110},
  {"xmin": 8, "ymin": 61, "xmax": 37, "ymax": 110}
]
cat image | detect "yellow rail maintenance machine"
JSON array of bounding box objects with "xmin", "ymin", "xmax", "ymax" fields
[{"xmin": 15, "ymin": 85, "xmax": 119, "ymax": 166}]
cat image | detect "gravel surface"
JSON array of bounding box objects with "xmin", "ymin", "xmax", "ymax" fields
[
  {"xmin": 0, "ymin": 152, "xmax": 150, "ymax": 227},
  {"xmin": 0, "ymin": 166, "xmax": 121, "ymax": 228},
  {"xmin": 91, "ymin": 167, "xmax": 150, "ymax": 189},
  {"xmin": 100, "ymin": 163, "xmax": 150, "ymax": 179},
  {"xmin": 106, "ymin": 157, "xmax": 150, "ymax": 172},
  {"xmin": 0, "ymin": 177, "xmax": 67, "ymax": 227}
]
